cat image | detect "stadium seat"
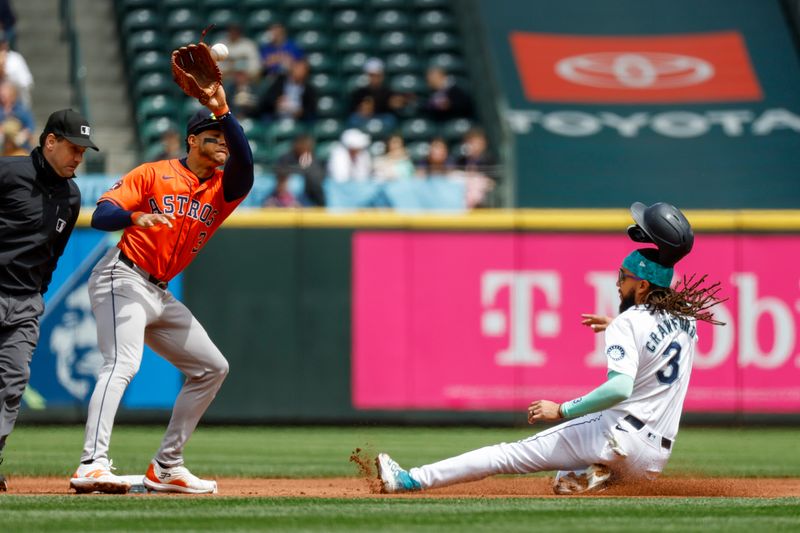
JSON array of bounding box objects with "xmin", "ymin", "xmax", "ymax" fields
[
  {"xmin": 248, "ymin": 139, "xmax": 271, "ymax": 165},
  {"xmin": 295, "ymin": 30, "xmax": 331, "ymax": 52},
  {"xmin": 136, "ymin": 94, "xmax": 178, "ymax": 123},
  {"xmin": 313, "ymin": 118, "xmax": 344, "ymax": 141},
  {"xmin": 203, "ymin": 0, "xmax": 238, "ymax": 10},
  {"xmin": 122, "ymin": 9, "xmax": 160, "ymax": 33},
  {"xmin": 335, "ymin": 31, "xmax": 374, "ymax": 52},
  {"xmin": 287, "ymin": 9, "xmax": 327, "ymax": 31},
  {"xmin": 143, "ymin": 141, "xmax": 167, "ymax": 162},
  {"xmin": 242, "ymin": 0, "xmax": 281, "ymax": 8},
  {"xmin": 374, "ymin": 10, "xmax": 412, "ymax": 31},
  {"xmin": 360, "ymin": 117, "xmax": 391, "ymax": 140},
  {"xmin": 428, "ymin": 53, "xmax": 466, "ymax": 74},
  {"xmin": 166, "ymin": 9, "xmax": 203, "ymax": 33},
  {"xmin": 390, "ymin": 73, "xmax": 426, "ymax": 94},
  {"xmin": 246, "ymin": 9, "xmax": 279, "ymax": 36},
  {"xmin": 306, "ymin": 52, "xmax": 335, "ymax": 73},
  {"xmin": 340, "ymin": 52, "xmax": 368, "ymax": 74},
  {"xmin": 315, "ymin": 140, "xmax": 335, "ymax": 161},
  {"xmin": 329, "ymin": 0, "xmax": 364, "ymax": 8},
  {"xmin": 333, "ymin": 10, "xmax": 368, "ymax": 30},
  {"xmin": 344, "ymin": 73, "xmax": 368, "ymax": 93},
  {"xmin": 385, "ymin": 52, "xmax": 421, "ymax": 74},
  {"xmin": 369, "ymin": 0, "xmax": 407, "ymax": 9},
  {"xmin": 162, "ymin": 0, "xmax": 195, "ymax": 9},
  {"xmin": 309, "ymin": 73, "xmax": 340, "ymax": 96},
  {"xmin": 421, "ymin": 31, "xmax": 460, "ymax": 53},
  {"xmin": 378, "ymin": 31, "xmax": 415, "ymax": 53},
  {"xmin": 283, "ymin": 0, "xmax": 323, "ymax": 8},
  {"xmin": 171, "ymin": 30, "xmax": 200, "ymax": 50},
  {"xmin": 440, "ymin": 118, "xmax": 473, "ymax": 142},
  {"xmin": 208, "ymin": 9, "xmax": 241, "ymax": 29},
  {"xmin": 268, "ymin": 118, "xmax": 304, "ymax": 143},
  {"xmin": 316, "ymin": 95, "xmax": 343, "ymax": 118},
  {"xmin": 406, "ymin": 140, "xmax": 430, "ymax": 161},
  {"xmin": 413, "ymin": 0, "xmax": 449, "ymax": 8},
  {"xmin": 134, "ymin": 72, "xmax": 174, "ymax": 99},
  {"xmin": 126, "ymin": 30, "xmax": 165, "ymax": 56},
  {"xmin": 270, "ymin": 140, "xmax": 293, "ymax": 161},
  {"xmin": 238, "ymin": 118, "xmax": 267, "ymax": 143},
  {"xmin": 140, "ymin": 117, "xmax": 179, "ymax": 145},
  {"xmin": 401, "ymin": 118, "xmax": 437, "ymax": 141},
  {"xmin": 181, "ymin": 98, "xmax": 205, "ymax": 121},
  {"xmin": 117, "ymin": 0, "xmax": 159, "ymax": 14},
  {"xmin": 130, "ymin": 50, "xmax": 171, "ymax": 77},
  {"xmin": 417, "ymin": 10, "xmax": 455, "ymax": 31}
]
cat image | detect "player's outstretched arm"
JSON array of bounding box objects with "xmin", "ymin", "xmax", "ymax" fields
[
  {"xmin": 527, "ymin": 371, "xmax": 634, "ymax": 424},
  {"xmin": 204, "ymin": 85, "xmax": 254, "ymax": 203},
  {"xmin": 581, "ymin": 314, "xmax": 613, "ymax": 333}
]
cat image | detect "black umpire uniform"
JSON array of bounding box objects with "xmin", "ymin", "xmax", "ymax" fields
[{"xmin": 0, "ymin": 109, "xmax": 97, "ymax": 490}]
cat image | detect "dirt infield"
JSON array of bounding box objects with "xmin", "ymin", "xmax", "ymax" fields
[{"xmin": 4, "ymin": 476, "xmax": 799, "ymax": 498}]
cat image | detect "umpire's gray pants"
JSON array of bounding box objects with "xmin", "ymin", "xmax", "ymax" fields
[{"xmin": 0, "ymin": 292, "xmax": 44, "ymax": 453}]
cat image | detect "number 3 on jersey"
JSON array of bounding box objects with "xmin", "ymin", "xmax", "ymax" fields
[
  {"xmin": 656, "ymin": 341, "xmax": 681, "ymax": 385},
  {"xmin": 191, "ymin": 231, "xmax": 208, "ymax": 254}
]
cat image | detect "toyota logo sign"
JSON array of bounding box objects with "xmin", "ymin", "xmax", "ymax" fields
[{"xmin": 555, "ymin": 52, "xmax": 714, "ymax": 89}]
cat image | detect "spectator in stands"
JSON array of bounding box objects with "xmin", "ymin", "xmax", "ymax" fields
[
  {"xmin": 327, "ymin": 128, "xmax": 372, "ymax": 182},
  {"xmin": 0, "ymin": 1, "xmax": 15, "ymax": 50},
  {"xmin": 258, "ymin": 58, "xmax": 317, "ymax": 121},
  {"xmin": 263, "ymin": 164, "xmax": 301, "ymax": 208},
  {"xmin": 260, "ymin": 23, "xmax": 304, "ymax": 78},
  {"xmin": 373, "ymin": 134, "xmax": 414, "ymax": 182},
  {"xmin": 151, "ymin": 129, "xmax": 183, "ymax": 161},
  {"xmin": 423, "ymin": 66, "xmax": 472, "ymax": 123},
  {"xmin": 347, "ymin": 95, "xmax": 379, "ymax": 130},
  {"xmin": 0, "ymin": 31, "xmax": 32, "ymax": 108},
  {"xmin": 218, "ymin": 23, "xmax": 261, "ymax": 80},
  {"xmin": 1, "ymin": 116, "xmax": 26, "ymax": 156},
  {"xmin": 225, "ymin": 64, "xmax": 261, "ymax": 118},
  {"xmin": 349, "ymin": 58, "xmax": 405, "ymax": 125},
  {"xmin": 275, "ymin": 134, "xmax": 325, "ymax": 206},
  {"xmin": 416, "ymin": 137, "xmax": 454, "ymax": 178},
  {"xmin": 0, "ymin": 81, "xmax": 32, "ymax": 148},
  {"xmin": 454, "ymin": 128, "xmax": 496, "ymax": 208}
]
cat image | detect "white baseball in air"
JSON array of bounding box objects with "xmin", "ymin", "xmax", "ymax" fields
[{"xmin": 211, "ymin": 43, "xmax": 229, "ymax": 62}]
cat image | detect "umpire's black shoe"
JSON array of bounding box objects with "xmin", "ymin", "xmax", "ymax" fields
[{"xmin": 0, "ymin": 474, "xmax": 7, "ymax": 491}]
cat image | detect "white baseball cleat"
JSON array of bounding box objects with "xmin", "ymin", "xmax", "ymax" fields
[
  {"xmin": 553, "ymin": 464, "xmax": 612, "ymax": 495},
  {"xmin": 70, "ymin": 459, "xmax": 132, "ymax": 494},
  {"xmin": 143, "ymin": 461, "xmax": 218, "ymax": 494},
  {"xmin": 375, "ymin": 453, "xmax": 421, "ymax": 493}
]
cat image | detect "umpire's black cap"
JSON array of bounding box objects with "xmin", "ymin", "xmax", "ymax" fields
[
  {"xmin": 42, "ymin": 109, "xmax": 99, "ymax": 151},
  {"xmin": 186, "ymin": 109, "xmax": 223, "ymax": 137}
]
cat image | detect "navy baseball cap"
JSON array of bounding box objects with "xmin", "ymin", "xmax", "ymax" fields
[
  {"xmin": 42, "ymin": 109, "xmax": 99, "ymax": 150},
  {"xmin": 186, "ymin": 109, "xmax": 223, "ymax": 137}
]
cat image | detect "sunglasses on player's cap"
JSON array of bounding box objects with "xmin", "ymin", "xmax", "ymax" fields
[{"xmin": 42, "ymin": 109, "xmax": 99, "ymax": 151}]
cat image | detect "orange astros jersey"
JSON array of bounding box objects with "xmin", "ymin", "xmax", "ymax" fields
[{"xmin": 99, "ymin": 158, "xmax": 245, "ymax": 281}]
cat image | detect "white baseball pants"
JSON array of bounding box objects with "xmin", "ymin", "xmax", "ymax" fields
[
  {"xmin": 80, "ymin": 248, "xmax": 228, "ymax": 466},
  {"xmin": 410, "ymin": 412, "xmax": 672, "ymax": 489}
]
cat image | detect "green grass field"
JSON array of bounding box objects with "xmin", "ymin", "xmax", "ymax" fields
[{"xmin": 1, "ymin": 425, "xmax": 799, "ymax": 532}]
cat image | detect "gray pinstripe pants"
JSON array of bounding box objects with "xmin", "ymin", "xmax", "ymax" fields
[{"xmin": 0, "ymin": 291, "xmax": 43, "ymax": 454}]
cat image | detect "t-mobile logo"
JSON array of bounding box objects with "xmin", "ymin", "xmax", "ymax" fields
[{"xmin": 480, "ymin": 271, "xmax": 561, "ymax": 366}]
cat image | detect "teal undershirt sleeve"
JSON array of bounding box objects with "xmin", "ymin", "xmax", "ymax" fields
[{"xmin": 559, "ymin": 371, "xmax": 634, "ymax": 419}]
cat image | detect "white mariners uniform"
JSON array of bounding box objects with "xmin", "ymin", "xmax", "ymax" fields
[{"xmin": 409, "ymin": 305, "xmax": 698, "ymax": 489}]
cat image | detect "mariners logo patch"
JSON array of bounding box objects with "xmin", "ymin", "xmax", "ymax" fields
[{"xmin": 606, "ymin": 344, "xmax": 626, "ymax": 361}]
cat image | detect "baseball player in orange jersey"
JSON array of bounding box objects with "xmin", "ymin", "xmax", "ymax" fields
[{"xmin": 70, "ymin": 85, "xmax": 253, "ymax": 494}]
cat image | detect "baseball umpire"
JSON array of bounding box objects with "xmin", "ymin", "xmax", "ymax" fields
[
  {"xmin": 0, "ymin": 109, "xmax": 98, "ymax": 491},
  {"xmin": 69, "ymin": 75, "xmax": 253, "ymax": 493}
]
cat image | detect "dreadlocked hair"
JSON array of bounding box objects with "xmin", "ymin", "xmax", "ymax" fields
[{"xmin": 644, "ymin": 273, "xmax": 727, "ymax": 326}]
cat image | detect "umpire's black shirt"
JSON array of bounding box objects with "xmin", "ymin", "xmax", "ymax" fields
[{"xmin": 0, "ymin": 148, "xmax": 80, "ymax": 295}]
